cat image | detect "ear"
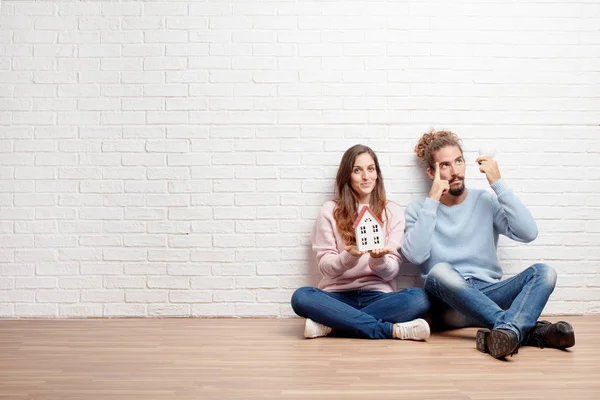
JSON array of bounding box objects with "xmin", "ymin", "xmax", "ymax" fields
[{"xmin": 426, "ymin": 167, "xmax": 434, "ymax": 180}]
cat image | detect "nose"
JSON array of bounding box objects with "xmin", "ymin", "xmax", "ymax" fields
[{"xmin": 362, "ymin": 171, "xmax": 369, "ymax": 180}]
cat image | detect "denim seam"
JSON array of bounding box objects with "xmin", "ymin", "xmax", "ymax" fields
[
  {"xmin": 494, "ymin": 266, "xmax": 536, "ymax": 342},
  {"xmin": 430, "ymin": 276, "xmax": 502, "ymax": 328},
  {"xmin": 478, "ymin": 275, "xmax": 521, "ymax": 295},
  {"xmin": 509, "ymin": 266, "xmax": 536, "ymax": 339}
]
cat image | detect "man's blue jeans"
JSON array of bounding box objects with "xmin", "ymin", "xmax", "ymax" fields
[
  {"xmin": 424, "ymin": 262, "xmax": 557, "ymax": 343},
  {"xmin": 291, "ymin": 287, "xmax": 430, "ymax": 339}
]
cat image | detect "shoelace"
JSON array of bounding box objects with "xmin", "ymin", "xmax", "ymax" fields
[{"xmin": 398, "ymin": 323, "xmax": 420, "ymax": 339}]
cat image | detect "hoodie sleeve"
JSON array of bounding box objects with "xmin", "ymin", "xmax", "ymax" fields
[
  {"xmin": 311, "ymin": 202, "xmax": 361, "ymax": 279},
  {"xmin": 401, "ymin": 197, "xmax": 440, "ymax": 265},
  {"xmin": 491, "ymin": 179, "xmax": 538, "ymax": 243}
]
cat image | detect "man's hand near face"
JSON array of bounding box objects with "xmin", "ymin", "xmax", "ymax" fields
[
  {"xmin": 475, "ymin": 157, "xmax": 501, "ymax": 185},
  {"xmin": 428, "ymin": 162, "xmax": 449, "ymax": 201}
]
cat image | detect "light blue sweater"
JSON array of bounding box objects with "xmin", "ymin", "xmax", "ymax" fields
[{"xmin": 402, "ymin": 179, "xmax": 538, "ymax": 283}]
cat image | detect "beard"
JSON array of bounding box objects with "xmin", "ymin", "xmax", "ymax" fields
[{"xmin": 448, "ymin": 178, "xmax": 465, "ymax": 196}]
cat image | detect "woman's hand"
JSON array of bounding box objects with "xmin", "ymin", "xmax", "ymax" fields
[
  {"xmin": 345, "ymin": 245, "xmax": 366, "ymax": 257},
  {"xmin": 368, "ymin": 248, "xmax": 393, "ymax": 259}
]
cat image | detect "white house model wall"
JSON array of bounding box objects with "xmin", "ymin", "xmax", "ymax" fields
[{"xmin": 353, "ymin": 207, "xmax": 385, "ymax": 252}]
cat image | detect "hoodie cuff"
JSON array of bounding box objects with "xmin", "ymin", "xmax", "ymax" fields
[
  {"xmin": 340, "ymin": 250, "xmax": 361, "ymax": 269},
  {"xmin": 422, "ymin": 197, "xmax": 441, "ymax": 214},
  {"xmin": 491, "ymin": 178, "xmax": 510, "ymax": 196},
  {"xmin": 369, "ymin": 254, "xmax": 388, "ymax": 270}
]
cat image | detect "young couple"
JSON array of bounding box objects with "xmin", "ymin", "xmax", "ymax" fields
[{"xmin": 291, "ymin": 130, "xmax": 575, "ymax": 359}]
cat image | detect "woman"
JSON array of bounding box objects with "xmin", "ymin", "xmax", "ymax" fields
[{"xmin": 291, "ymin": 144, "xmax": 431, "ymax": 340}]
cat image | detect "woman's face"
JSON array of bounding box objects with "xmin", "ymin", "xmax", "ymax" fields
[{"xmin": 350, "ymin": 152, "xmax": 377, "ymax": 203}]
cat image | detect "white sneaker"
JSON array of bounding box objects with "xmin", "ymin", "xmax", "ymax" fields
[
  {"xmin": 304, "ymin": 319, "xmax": 332, "ymax": 339},
  {"xmin": 394, "ymin": 318, "xmax": 430, "ymax": 341}
]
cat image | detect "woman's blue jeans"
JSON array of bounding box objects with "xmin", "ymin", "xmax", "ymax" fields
[{"xmin": 291, "ymin": 287, "xmax": 430, "ymax": 339}]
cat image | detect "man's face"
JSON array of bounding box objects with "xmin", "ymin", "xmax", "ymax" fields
[{"xmin": 429, "ymin": 145, "xmax": 466, "ymax": 197}]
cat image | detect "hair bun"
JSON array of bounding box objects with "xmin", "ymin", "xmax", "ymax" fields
[{"xmin": 414, "ymin": 129, "xmax": 459, "ymax": 160}]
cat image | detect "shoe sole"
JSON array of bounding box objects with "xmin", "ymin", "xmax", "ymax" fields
[
  {"xmin": 476, "ymin": 329, "xmax": 489, "ymax": 353},
  {"xmin": 488, "ymin": 330, "xmax": 518, "ymax": 358},
  {"xmin": 304, "ymin": 326, "xmax": 327, "ymax": 339},
  {"xmin": 303, "ymin": 328, "xmax": 315, "ymax": 339},
  {"xmin": 476, "ymin": 329, "xmax": 518, "ymax": 359}
]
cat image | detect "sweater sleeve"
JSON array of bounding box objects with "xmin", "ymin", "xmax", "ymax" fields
[
  {"xmin": 491, "ymin": 179, "xmax": 538, "ymax": 243},
  {"xmin": 368, "ymin": 202, "xmax": 404, "ymax": 280},
  {"xmin": 311, "ymin": 203, "xmax": 361, "ymax": 278},
  {"xmin": 401, "ymin": 197, "xmax": 440, "ymax": 265}
]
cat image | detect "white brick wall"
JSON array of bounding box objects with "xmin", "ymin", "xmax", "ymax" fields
[{"xmin": 0, "ymin": 0, "xmax": 599, "ymax": 318}]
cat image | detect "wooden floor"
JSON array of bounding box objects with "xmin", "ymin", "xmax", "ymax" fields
[{"xmin": 0, "ymin": 316, "xmax": 599, "ymax": 400}]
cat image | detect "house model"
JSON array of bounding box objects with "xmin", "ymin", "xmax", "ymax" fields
[{"xmin": 353, "ymin": 205, "xmax": 385, "ymax": 252}]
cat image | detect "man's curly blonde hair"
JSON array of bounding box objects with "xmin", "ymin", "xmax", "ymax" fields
[{"xmin": 415, "ymin": 129, "xmax": 463, "ymax": 169}]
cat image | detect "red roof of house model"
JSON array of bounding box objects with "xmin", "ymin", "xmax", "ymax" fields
[{"xmin": 352, "ymin": 205, "xmax": 384, "ymax": 229}]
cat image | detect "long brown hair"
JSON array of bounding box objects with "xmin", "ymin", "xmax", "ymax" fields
[
  {"xmin": 333, "ymin": 145, "xmax": 387, "ymax": 246},
  {"xmin": 415, "ymin": 129, "xmax": 463, "ymax": 169}
]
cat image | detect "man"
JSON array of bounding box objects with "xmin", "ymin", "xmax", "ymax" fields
[{"xmin": 401, "ymin": 129, "xmax": 575, "ymax": 359}]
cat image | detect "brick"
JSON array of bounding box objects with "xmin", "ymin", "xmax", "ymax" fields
[
  {"xmin": 169, "ymin": 290, "xmax": 211, "ymax": 303},
  {"xmin": 126, "ymin": 289, "xmax": 168, "ymax": 303},
  {"xmin": 104, "ymin": 304, "xmax": 146, "ymax": 317},
  {"xmin": 148, "ymin": 305, "xmax": 190, "ymax": 316},
  {"xmin": 60, "ymin": 305, "xmax": 103, "ymax": 318}
]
